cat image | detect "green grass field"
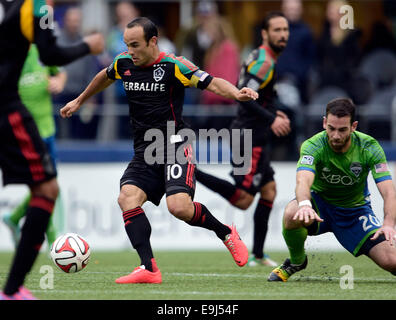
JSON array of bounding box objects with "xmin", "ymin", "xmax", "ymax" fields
[{"xmin": 1, "ymin": 250, "xmax": 396, "ymax": 300}]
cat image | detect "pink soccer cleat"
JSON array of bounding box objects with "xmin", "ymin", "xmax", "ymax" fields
[
  {"xmin": 115, "ymin": 266, "xmax": 162, "ymax": 284},
  {"xmin": 0, "ymin": 286, "xmax": 38, "ymax": 300},
  {"xmin": 115, "ymin": 258, "xmax": 162, "ymax": 284},
  {"xmin": 223, "ymin": 224, "xmax": 249, "ymax": 267}
]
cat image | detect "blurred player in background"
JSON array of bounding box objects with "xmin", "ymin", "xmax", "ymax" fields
[
  {"xmin": 60, "ymin": 17, "xmax": 258, "ymax": 284},
  {"xmin": 268, "ymin": 98, "xmax": 396, "ymax": 282},
  {"xmin": 2, "ymin": 44, "xmax": 66, "ymax": 249},
  {"xmin": 195, "ymin": 12, "xmax": 291, "ymax": 267},
  {"xmin": 0, "ymin": 0, "xmax": 104, "ymax": 300}
]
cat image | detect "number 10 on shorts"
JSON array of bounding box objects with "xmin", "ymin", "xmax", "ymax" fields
[{"xmin": 167, "ymin": 164, "xmax": 182, "ymax": 180}]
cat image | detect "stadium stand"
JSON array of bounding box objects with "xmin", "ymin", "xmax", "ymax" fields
[
  {"xmin": 359, "ymin": 84, "xmax": 396, "ymax": 141},
  {"xmin": 304, "ymin": 86, "xmax": 349, "ymax": 138}
]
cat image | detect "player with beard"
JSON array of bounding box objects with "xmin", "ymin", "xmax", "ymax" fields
[
  {"xmin": 195, "ymin": 12, "xmax": 291, "ymax": 267},
  {"xmin": 268, "ymin": 98, "xmax": 396, "ymax": 281}
]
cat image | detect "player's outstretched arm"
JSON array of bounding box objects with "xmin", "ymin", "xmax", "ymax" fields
[
  {"xmin": 60, "ymin": 68, "xmax": 114, "ymax": 118},
  {"xmin": 205, "ymin": 77, "xmax": 258, "ymax": 101},
  {"xmin": 371, "ymin": 180, "xmax": 396, "ymax": 244},
  {"xmin": 35, "ymin": 26, "xmax": 104, "ymax": 66},
  {"xmin": 294, "ymin": 170, "xmax": 323, "ymax": 225}
]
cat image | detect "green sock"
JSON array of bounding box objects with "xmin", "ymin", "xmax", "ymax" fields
[
  {"xmin": 282, "ymin": 226, "xmax": 308, "ymax": 265},
  {"xmin": 10, "ymin": 191, "xmax": 64, "ymax": 246},
  {"xmin": 9, "ymin": 194, "xmax": 31, "ymax": 225},
  {"xmin": 46, "ymin": 216, "xmax": 57, "ymax": 245}
]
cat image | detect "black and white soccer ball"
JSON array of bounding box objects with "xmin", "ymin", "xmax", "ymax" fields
[{"xmin": 50, "ymin": 233, "xmax": 91, "ymax": 273}]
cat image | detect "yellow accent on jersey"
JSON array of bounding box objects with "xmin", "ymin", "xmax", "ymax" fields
[
  {"xmin": 114, "ymin": 59, "xmax": 121, "ymax": 79},
  {"xmin": 20, "ymin": 0, "xmax": 34, "ymax": 43},
  {"xmin": 247, "ymin": 60, "xmax": 256, "ymax": 73},
  {"xmin": 190, "ymin": 74, "xmax": 202, "ymax": 88},
  {"xmin": 174, "ymin": 64, "xmax": 191, "ymax": 87},
  {"xmin": 259, "ymin": 68, "xmax": 274, "ymax": 89}
]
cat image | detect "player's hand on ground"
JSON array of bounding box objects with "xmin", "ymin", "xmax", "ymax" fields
[
  {"xmin": 271, "ymin": 115, "xmax": 291, "ymax": 137},
  {"xmin": 236, "ymin": 87, "xmax": 258, "ymax": 101},
  {"xmin": 83, "ymin": 33, "xmax": 105, "ymax": 55},
  {"xmin": 371, "ymin": 225, "xmax": 396, "ymax": 246},
  {"xmin": 60, "ymin": 99, "xmax": 81, "ymax": 118},
  {"xmin": 293, "ymin": 206, "xmax": 324, "ymax": 226}
]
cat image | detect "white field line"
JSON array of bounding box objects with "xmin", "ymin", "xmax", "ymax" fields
[
  {"xmin": 8, "ymin": 267, "xmax": 390, "ymax": 282},
  {"xmin": 64, "ymin": 271, "xmax": 396, "ymax": 282},
  {"xmin": 28, "ymin": 289, "xmax": 348, "ymax": 298},
  {"xmin": 28, "ymin": 272, "xmax": 396, "ymax": 298}
]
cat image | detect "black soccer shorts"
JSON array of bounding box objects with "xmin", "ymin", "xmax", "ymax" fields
[
  {"xmin": 120, "ymin": 143, "xmax": 196, "ymax": 206},
  {"xmin": 0, "ymin": 101, "xmax": 57, "ymax": 186},
  {"xmin": 230, "ymin": 145, "xmax": 275, "ymax": 196}
]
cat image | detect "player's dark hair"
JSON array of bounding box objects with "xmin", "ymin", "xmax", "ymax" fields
[
  {"xmin": 326, "ymin": 98, "xmax": 356, "ymax": 124},
  {"xmin": 261, "ymin": 11, "xmax": 286, "ymax": 31},
  {"xmin": 126, "ymin": 17, "xmax": 158, "ymax": 44}
]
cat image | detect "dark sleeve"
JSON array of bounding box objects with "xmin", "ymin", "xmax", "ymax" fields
[
  {"xmin": 105, "ymin": 54, "xmax": 128, "ymax": 80},
  {"xmin": 238, "ymin": 71, "xmax": 276, "ymax": 125},
  {"xmin": 33, "ymin": 17, "xmax": 90, "ymax": 66},
  {"xmin": 106, "ymin": 60, "xmax": 117, "ymax": 80},
  {"xmin": 239, "ymin": 100, "xmax": 276, "ymax": 125}
]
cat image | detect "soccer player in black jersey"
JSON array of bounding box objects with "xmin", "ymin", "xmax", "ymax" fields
[
  {"xmin": 60, "ymin": 17, "xmax": 258, "ymax": 284},
  {"xmin": 0, "ymin": 0, "xmax": 104, "ymax": 299},
  {"xmin": 195, "ymin": 12, "xmax": 291, "ymax": 267}
]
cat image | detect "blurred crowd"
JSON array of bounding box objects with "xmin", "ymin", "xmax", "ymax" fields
[{"xmin": 49, "ymin": 0, "xmax": 396, "ymax": 159}]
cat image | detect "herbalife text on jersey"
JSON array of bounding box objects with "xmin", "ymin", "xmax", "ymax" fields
[{"xmin": 144, "ymin": 121, "xmax": 252, "ymax": 175}]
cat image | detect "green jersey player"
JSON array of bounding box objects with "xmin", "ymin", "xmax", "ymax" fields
[
  {"xmin": 268, "ymin": 98, "xmax": 396, "ymax": 282},
  {"xmin": 2, "ymin": 44, "xmax": 66, "ymax": 248}
]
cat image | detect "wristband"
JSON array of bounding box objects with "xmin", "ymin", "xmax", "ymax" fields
[{"xmin": 298, "ymin": 200, "xmax": 312, "ymax": 208}]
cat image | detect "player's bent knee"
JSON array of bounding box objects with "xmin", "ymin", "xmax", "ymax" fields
[
  {"xmin": 260, "ymin": 183, "xmax": 277, "ymax": 203},
  {"xmin": 369, "ymin": 241, "xmax": 396, "ymax": 272},
  {"xmin": 283, "ymin": 200, "xmax": 299, "ymax": 229},
  {"xmin": 31, "ymin": 178, "xmax": 59, "ymax": 201},
  {"xmin": 167, "ymin": 202, "xmax": 193, "ymax": 221},
  {"xmin": 233, "ymin": 191, "xmax": 254, "ymax": 210},
  {"xmin": 380, "ymin": 255, "xmax": 396, "ymax": 273},
  {"xmin": 235, "ymin": 200, "xmax": 252, "ymax": 210},
  {"xmin": 284, "ymin": 202, "xmax": 297, "ymax": 219},
  {"xmin": 118, "ymin": 194, "xmax": 137, "ymax": 210},
  {"xmin": 117, "ymin": 193, "xmax": 126, "ymax": 209},
  {"xmin": 166, "ymin": 193, "xmax": 194, "ymax": 221},
  {"xmin": 117, "ymin": 188, "xmax": 144, "ymax": 211}
]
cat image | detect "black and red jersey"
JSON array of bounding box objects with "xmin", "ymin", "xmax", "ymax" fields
[
  {"xmin": 106, "ymin": 51, "xmax": 213, "ymax": 153},
  {"xmin": 232, "ymin": 45, "xmax": 278, "ymax": 144}
]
